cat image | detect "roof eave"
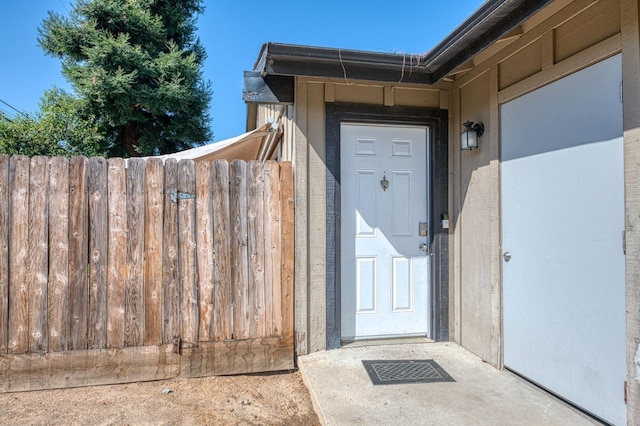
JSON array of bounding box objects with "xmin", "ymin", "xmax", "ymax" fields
[
  {"xmin": 258, "ymin": 43, "xmax": 433, "ymax": 85},
  {"xmin": 424, "ymin": 0, "xmax": 555, "ymax": 81},
  {"xmin": 251, "ymin": 0, "xmax": 554, "ymax": 85}
]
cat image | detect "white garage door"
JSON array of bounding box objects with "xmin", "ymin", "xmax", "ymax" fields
[{"xmin": 501, "ymin": 55, "xmax": 626, "ymax": 425}]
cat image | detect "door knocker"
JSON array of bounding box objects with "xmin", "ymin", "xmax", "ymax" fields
[{"xmin": 380, "ymin": 174, "xmax": 389, "ymax": 191}]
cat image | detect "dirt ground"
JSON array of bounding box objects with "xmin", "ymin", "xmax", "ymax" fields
[{"xmin": 0, "ymin": 371, "xmax": 320, "ymax": 425}]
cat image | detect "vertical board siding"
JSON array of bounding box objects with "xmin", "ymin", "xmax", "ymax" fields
[
  {"xmin": 293, "ymin": 80, "xmax": 309, "ymax": 355},
  {"xmin": 0, "ymin": 156, "xmax": 10, "ymax": 353},
  {"xmin": 0, "ymin": 157, "xmax": 294, "ymax": 390},
  {"xmin": 88, "ymin": 157, "xmax": 108, "ymax": 350}
]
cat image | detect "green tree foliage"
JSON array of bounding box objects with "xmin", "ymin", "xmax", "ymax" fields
[
  {"xmin": 0, "ymin": 88, "xmax": 102, "ymax": 157},
  {"xmin": 39, "ymin": 0, "xmax": 212, "ymax": 157}
]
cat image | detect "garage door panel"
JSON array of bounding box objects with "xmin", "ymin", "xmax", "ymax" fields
[{"xmin": 502, "ymin": 55, "xmax": 625, "ymax": 425}]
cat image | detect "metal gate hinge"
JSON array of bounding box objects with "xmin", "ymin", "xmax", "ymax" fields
[
  {"xmin": 172, "ymin": 336, "xmax": 197, "ymax": 354},
  {"xmin": 181, "ymin": 341, "xmax": 197, "ymax": 350},
  {"xmin": 170, "ymin": 188, "xmax": 196, "ymax": 203}
]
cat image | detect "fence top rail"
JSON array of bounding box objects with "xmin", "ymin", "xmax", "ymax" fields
[{"xmin": 0, "ymin": 154, "xmax": 291, "ymax": 167}]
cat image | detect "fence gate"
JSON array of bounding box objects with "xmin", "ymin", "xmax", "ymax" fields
[{"xmin": 0, "ymin": 155, "xmax": 294, "ymax": 392}]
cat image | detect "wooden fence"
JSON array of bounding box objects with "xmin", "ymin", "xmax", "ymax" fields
[{"xmin": 0, "ymin": 155, "xmax": 294, "ymax": 392}]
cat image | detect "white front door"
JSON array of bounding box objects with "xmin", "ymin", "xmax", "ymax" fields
[
  {"xmin": 501, "ymin": 55, "xmax": 626, "ymax": 425},
  {"xmin": 340, "ymin": 123, "xmax": 430, "ymax": 340}
]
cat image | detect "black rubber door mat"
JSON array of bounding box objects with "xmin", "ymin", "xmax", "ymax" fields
[{"xmin": 362, "ymin": 359, "xmax": 455, "ymax": 385}]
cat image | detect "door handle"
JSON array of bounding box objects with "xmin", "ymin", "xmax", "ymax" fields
[
  {"xmin": 503, "ymin": 252, "xmax": 511, "ymax": 262},
  {"xmin": 419, "ymin": 243, "xmax": 428, "ymax": 252}
]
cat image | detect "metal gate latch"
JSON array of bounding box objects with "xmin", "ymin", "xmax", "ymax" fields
[{"xmin": 170, "ymin": 188, "xmax": 196, "ymax": 203}]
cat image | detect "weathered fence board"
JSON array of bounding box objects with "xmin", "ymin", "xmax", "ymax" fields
[
  {"xmin": 144, "ymin": 159, "xmax": 164, "ymax": 346},
  {"xmin": 196, "ymin": 160, "xmax": 214, "ymax": 342},
  {"xmin": 248, "ymin": 161, "xmax": 266, "ymax": 338},
  {"xmin": 125, "ymin": 159, "xmax": 145, "ymax": 347},
  {"xmin": 181, "ymin": 337, "xmax": 293, "ymax": 378},
  {"xmin": 88, "ymin": 157, "xmax": 108, "ymax": 350},
  {"xmin": 231, "ymin": 160, "xmax": 250, "ymax": 340},
  {"xmin": 162, "ymin": 159, "xmax": 180, "ymax": 344},
  {"xmin": 280, "ymin": 162, "xmax": 295, "ymax": 340},
  {"xmin": 264, "ymin": 161, "xmax": 281, "ymax": 336},
  {"xmin": 0, "ymin": 345, "xmax": 181, "ymax": 392},
  {"xmin": 212, "ymin": 160, "xmax": 232, "ymax": 341},
  {"xmin": 107, "ymin": 158, "xmax": 126, "ymax": 348},
  {"xmin": 68, "ymin": 157, "xmax": 88, "ymax": 351},
  {"xmin": 0, "ymin": 157, "xmax": 294, "ymax": 392},
  {"xmin": 178, "ymin": 160, "xmax": 198, "ymax": 344},
  {"xmin": 28, "ymin": 156, "xmax": 49, "ymax": 353},
  {"xmin": 9, "ymin": 156, "xmax": 30, "ymax": 354},
  {"xmin": 0, "ymin": 155, "xmax": 9, "ymax": 353},
  {"xmin": 48, "ymin": 157, "xmax": 69, "ymax": 352}
]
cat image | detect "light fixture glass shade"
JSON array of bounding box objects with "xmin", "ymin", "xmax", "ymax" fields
[{"xmin": 460, "ymin": 128, "xmax": 478, "ymax": 150}]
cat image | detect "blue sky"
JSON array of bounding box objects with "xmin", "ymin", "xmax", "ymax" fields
[{"xmin": 0, "ymin": 0, "xmax": 485, "ymax": 142}]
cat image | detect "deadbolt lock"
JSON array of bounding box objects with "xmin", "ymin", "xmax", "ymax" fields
[{"xmin": 419, "ymin": 222, "xmax": 428, "ymax": 237}]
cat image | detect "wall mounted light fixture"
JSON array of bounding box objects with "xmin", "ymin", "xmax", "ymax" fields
[{"xmin": 460, "ymin": 121, "xmax": 484, "ymax": 150}]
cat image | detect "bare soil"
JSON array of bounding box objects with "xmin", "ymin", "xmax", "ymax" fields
[{"xmin": 0, "ymin": 371, "xmax": 320, "ymax": 425}]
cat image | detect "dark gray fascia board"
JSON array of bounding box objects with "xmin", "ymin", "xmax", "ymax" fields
[
  {"xmin": 425, "ymin": 0, "xmax": 555, "ymax": 81},
  {"xmin": 255, "ymin": 43, "xmax": 432, "ymax": 85},
  {"xmin": 243, "ymin": 71, "xmax": 294, "ymax": 104},
  {"xmin": 252, "ymin": 0, "xmax": 553, "ymax": 85}
]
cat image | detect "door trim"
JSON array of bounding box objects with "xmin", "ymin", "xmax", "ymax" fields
[{"xmin": 325, "ymin": 102, "xmax": 449, "ymax": 349}]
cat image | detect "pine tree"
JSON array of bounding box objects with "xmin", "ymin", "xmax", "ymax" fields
[{"xmin": 39, "ymin": 0, "xmax": 212, "ymax": 157}]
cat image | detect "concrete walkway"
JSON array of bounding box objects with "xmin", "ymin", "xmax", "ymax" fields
[{"xmin": 297, "ymin": 342, "xmax": 600, "ymax": 426}]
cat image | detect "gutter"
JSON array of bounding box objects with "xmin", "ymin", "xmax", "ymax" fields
[
  {"xmin": 423, "ymin": 0, "xmax": 555, "ymax": 81},
  {"xmin": 245, "ymin": 0, "xmax": 554, "ymax": 107},
  {"xmin": 254, "ymin": 43, "xmax": 432, "ymax": 85},
  {"xmin": 253, "ymin": 0, "xmax": 553, "ymax": 84}
]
